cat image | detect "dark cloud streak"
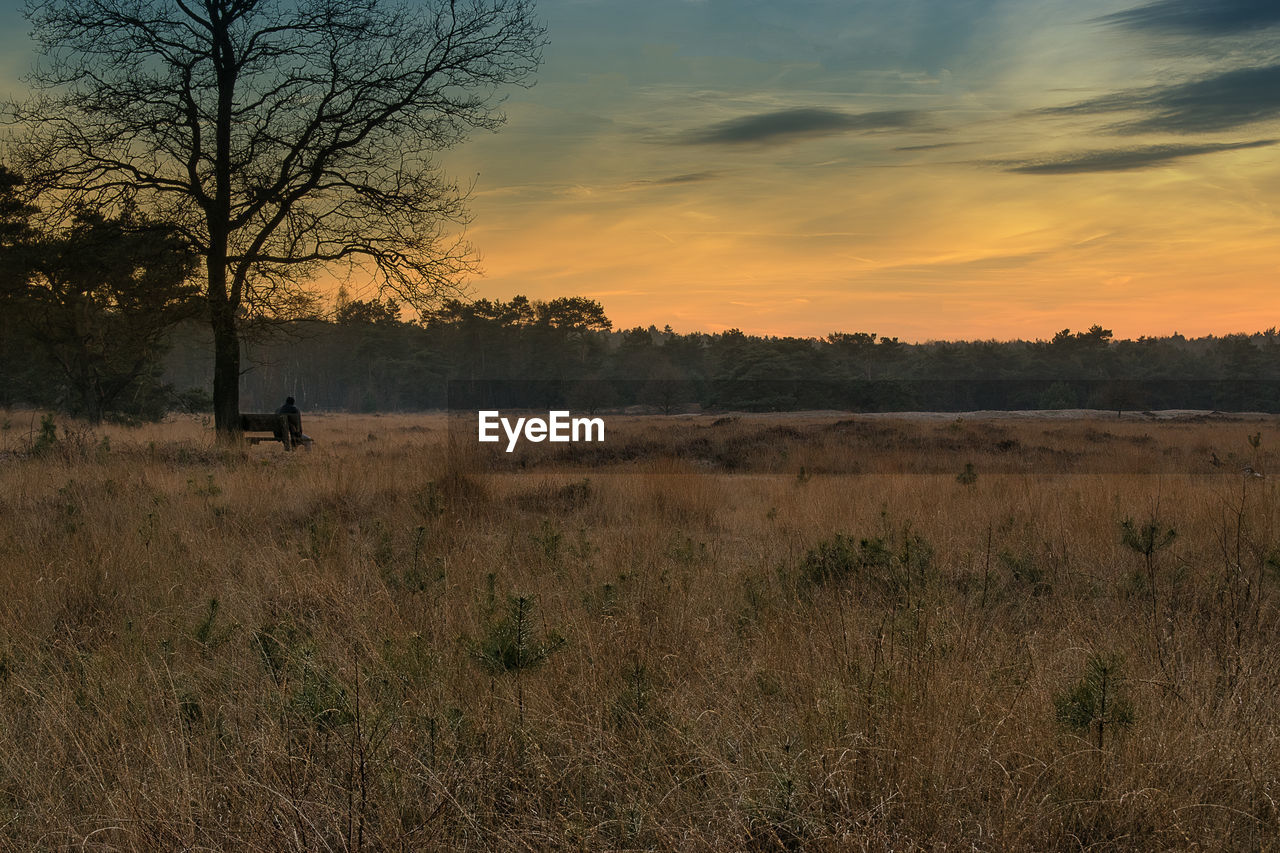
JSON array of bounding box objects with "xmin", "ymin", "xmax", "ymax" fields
[
  {"xmin": 894, "ymin": 142, "xmax": 966, "ymax": 151},
  {"xmin": 628, "ymin": 172, "xmax": 720, "ymax": 187},
  {"xmin": 676, "ymin": 107, "xmax": 922, "ymax": 146},
  {"xmin": 1001, "ymin": 139, "xmax": 1276, "ymax": 174},
  {"xmin": 1098, "ymin": 0, "xmax": 1280, "ymax": 35},
  {"xmin": 1045, "ymin": 65, "xmax": 1280, "ymax": 134}
]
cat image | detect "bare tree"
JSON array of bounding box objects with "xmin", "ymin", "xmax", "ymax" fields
[{"xmin": 6, "ymin": 0, "xmax": 545, "ymax": 433}]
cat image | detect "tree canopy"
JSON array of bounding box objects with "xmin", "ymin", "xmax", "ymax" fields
[
  {"xmin": 1, "ymin": 167, "xmax": 201, "ymax": 420},
  {"xmin": 7, "ymin": 0, "xmax": 546, "ymax": 432}
]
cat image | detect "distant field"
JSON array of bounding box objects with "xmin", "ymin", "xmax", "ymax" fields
[{"xmin": 2, "ymin": 410, "xmax": 1279, "ymax": 850}]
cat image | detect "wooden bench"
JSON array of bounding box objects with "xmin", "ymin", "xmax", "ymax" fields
[{"xmin": 239, "ymin": 412, "xmax": 311, "ymax": 451}]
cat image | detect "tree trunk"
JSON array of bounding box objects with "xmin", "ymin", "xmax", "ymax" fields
[
  {"xmin": 211, "ymin": 303, "xmax": 240, "ymax": 432},
  {"xmin": 212, "ymin": 308, "xmax": 240, "ymax": 436},
  {"xmin": 210, "ymin": 12, "xmax": 238, "ymax": 438},
  {"xmin": 209, "ymin": 254, "xmax": 240, "ymax": 436}
]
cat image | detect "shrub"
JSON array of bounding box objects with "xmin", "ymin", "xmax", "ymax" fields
[
  {"xmin": 1055, "ymin": 652, "xmax": 1134, "ymax": 750},
  {"xmin": 798, "ymin": 524, "xmax": 935, "ymax": 607}
]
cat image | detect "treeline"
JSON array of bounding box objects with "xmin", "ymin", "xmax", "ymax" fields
[
  {"xmin": 6, "ymin": 147, "xmax": 1280, "ymax": 421},
  {"xmin": 6, "ymin": 179, "xmax": 1280, "ymax": 420},
  {"xmin": 159, "ymin": 295, "xmax": 1280, "ymax": 415}
]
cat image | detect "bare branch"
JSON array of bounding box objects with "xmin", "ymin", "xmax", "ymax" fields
[{"xmin": 5, "ymin": 0, "xmax": 545, "ymax": 429}]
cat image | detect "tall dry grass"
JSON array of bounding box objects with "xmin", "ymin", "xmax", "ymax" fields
[{"xmin": 1, "ymin": 409, "xmax": 1278, "ymax": 850}]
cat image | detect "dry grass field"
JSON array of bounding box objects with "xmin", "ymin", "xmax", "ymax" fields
[{"xmin": 2, "ymin": 409, "xmax": 1280, "ymax": 850}]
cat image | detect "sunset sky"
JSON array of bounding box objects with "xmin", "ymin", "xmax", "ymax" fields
[{"xmin": 4, "ymin": 0, "xmax": 1280, "ymax": 341}]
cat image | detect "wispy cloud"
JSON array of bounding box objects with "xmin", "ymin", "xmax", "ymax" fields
[
  {"xmin": 894, "ymin": 142, "xmax": 966, "ymax": 152},
  {"xmin": 675, "ymin": 107, "xmax": 923, "ymax": 146},
  {"xmin": 637, "ymin": 172, "xmax": 721, "ymax": 186},
  {"xmin": 999, "ymin": 139, "xmax": 1276, "ymax": 174},
  {"xmin": 1045, "ymin": 65, "xmax": 1280, "ymax": 134},
  {"xmin": 618, "ymin": 172, "xmax": 723, "ymax": 192},
  {"xmin": 1097, "ymin": 0, "xmax": 1280, "ymax": 36}
]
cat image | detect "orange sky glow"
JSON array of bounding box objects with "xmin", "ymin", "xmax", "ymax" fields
[
  {"xmin": 5, "ymin": 0, "xmax": 1280, "ymax": 342},
  {"xmin": 433, "ymin": 0, "xmax": 1280, "ymax": 341}
]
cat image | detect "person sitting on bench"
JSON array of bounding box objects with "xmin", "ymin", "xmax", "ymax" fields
[{"xmin": 274, "ymin": 396, "xmax": 314, "ymax": 447}]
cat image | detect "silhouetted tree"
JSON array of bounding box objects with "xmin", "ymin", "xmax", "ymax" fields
[
  {"xmin": 334, "ymin": 287, "xmax": 402, "ymax": 326},
  {"xmin": 0, "ymin": 166, "xmax": 42, "ymax": 407},
  {"xmin": 8, "ymin": 0, "xmax": 545, "ymax": 434},
  {"xmin": 536, "ymin": 296, "xmax": 613, "ymax": 365},
  {"xmin": 17, "ymin": 207, "xmax": 199, "ymax": 422}
]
